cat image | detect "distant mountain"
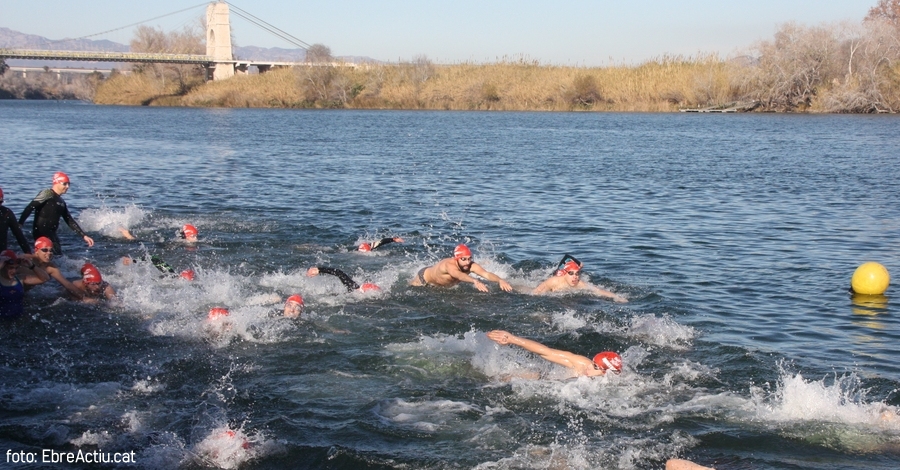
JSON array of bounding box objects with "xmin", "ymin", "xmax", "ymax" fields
[{"xmin": 0, "ymin": 27, "xmax": 378, "ymax": 68}]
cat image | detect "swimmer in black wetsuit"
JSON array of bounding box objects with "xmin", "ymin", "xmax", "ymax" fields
[
  {"xmin": 358, "ymin": 237, "xmax": 404, "ymax": 252},
  {"xmin": 18, "ymin": 172, "xmax": 94, "ymax": 255},
  {"xmin": 121, "ymin": 254, "xmax": 195, "ymax": 280},
  {"xmin": 0, "ymin": 187, "xmax": 31, "ymax": 254},
  {"xmin": 306, "ymin": 266, "xmax": 380, "ymax": 292}
]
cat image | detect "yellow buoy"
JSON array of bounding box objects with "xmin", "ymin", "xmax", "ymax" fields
[{"xmin": 851, "ymin": 262, "xmax": 890, "ymax": 295}]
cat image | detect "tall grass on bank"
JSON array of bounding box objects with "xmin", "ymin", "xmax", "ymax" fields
[{"xmin": 94, "ymin": 55, "xmax": 745, "ymax": 111}]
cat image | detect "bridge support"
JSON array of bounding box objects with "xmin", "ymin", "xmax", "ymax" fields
[{"xmin": 206, "ymin": 2, "xmax": 234, "ymax": 80}]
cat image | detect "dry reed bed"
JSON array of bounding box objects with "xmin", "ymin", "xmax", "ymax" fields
[{"xmin": 94, "ymin": 58, "xmax": 746, "ymax": 111}]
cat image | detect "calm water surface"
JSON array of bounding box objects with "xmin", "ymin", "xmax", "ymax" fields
[{"xmin": 1, "ymin": 101, "xmax": 899, "ymax": 469}]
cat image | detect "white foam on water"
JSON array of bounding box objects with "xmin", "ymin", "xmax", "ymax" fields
[
  {"xmin": 372, "ymin": 398, "xmax": 482, "ymax": 433},
  {"xmin": 191, "ymin": 426, "xmax": 261, "ymax": 470},
  {"xmin": 78, "ymin": 204, "xmax": 148, "ymax": 239},
  {"xmin": 624, "ymin": 314, "xmax": 697, "ymax": 350}
]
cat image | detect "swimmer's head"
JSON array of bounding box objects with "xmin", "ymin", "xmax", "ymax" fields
[
  {"xmin": 52, "ymin": 171, "xmax": 70, "ymax": 185},
  {"xmin": 34, "ymin": 237, "xmax": 54, "ymax": 261},
  {"xmin": 359, "ymin": 283, "xmax": 380, "ymax": 293},
  {"xmin": 81, "ymin": 263, "xmax": 102, "ymax": 284},
  {"xmin": 454, "ymin": 244, "xmax": 473, "ymax": 271},
  {"xmin": 180, "ymin": 224, "xmax": 199, "ymax": 242},
  {"xmin": 284, "ymin": 294, "xmax": 303, "ymax": 318},
  {"xmin": 592, "ymin": 351, "xmax": 622, "ymax": 373},
  {"xmin": 35, "ymin": 237, "xmax": 53, "ymax": 252},
  {"xmin": 358, "ymin": 243, "xmax": 372, "ymax": 252},
  {"xmin": 0, "ymin": 250, "xmax": 17, "ymax": 269},
  {"xmin": 180, "ymin": 269, "xmax": 195, "ymax": 281},
  {"xmin": 454, "ymin": 244, "xmax": 472, "ymax": 260},
  {"xmin": 207, "ymin": 307, "xmax": 230, "ymax": 320}
]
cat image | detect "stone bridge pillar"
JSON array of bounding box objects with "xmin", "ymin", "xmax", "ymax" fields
[{"xmin": 206, "ymin": 2, "xmax": 234, "ymax": 80}]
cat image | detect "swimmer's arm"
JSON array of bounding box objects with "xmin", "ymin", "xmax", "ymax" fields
[
  {"xmin": 581, "ymin": 282, "xmax": 627, "ymax": 302},
  {"xmin": 310, "ymin": 266, "xmax": 360, "ymax": 292},
  {"xmin": 18, "ymin": 265, "xmax": 49, "ymax": 285},
  {"xmin": 469, "ymin": 264, "xmax": 513, "ymax": 292},
  {"xmin": 532, "ymin": 278, "xmax": 555, "ymax": 295},
  {"xmin": 48, "ymin": 267, "xmax": 82, "ymax": 296},
  {"xmin": 448, "ymin": 267, "xmax": 489, "ymax": 292},
  {"xmin": 104, "ymin": 285, "xmax": 117, "ymax": 300},
  {"xmin": 371, "ymin": 237, "xmax": 403, "ymax": 250},
  {"xmin": 18, "ymin": 199, "xmax": 40, "ymax": 226},
  {"xmin": 488, "ymin": 330, "xmax": 581, "ymax": 370},
  {"xmin": 6, "ymin": 210, "xmax": 32, "ymax": 253}
]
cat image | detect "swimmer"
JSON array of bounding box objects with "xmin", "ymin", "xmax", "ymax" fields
[
  {"xmin": 409, "ymin": 244, "xmax": 513, "ymax": 293},
  {"xmin": 179, "ymin": 224, "xmax": 199, "ymax": 243},
  {"xmin": 1, "ymin": 250, "xmax": 49, "ymax": 319},
  {"xmin": 0, "ymin": 187, "xmax": 32, "ymax": 253},
  {"xmin": 487, "ymin": 330, "xmax": 622, "ymax": 378},
  {"xmin": 283, "ymin": 294, "xmax": 303, "ymax": 318},
  {"xmin": 533, "ymin": 254, "xmax": 627, "ymax": 302},
  {"xmin": 71, "ymin": 263, "xmax": 117, "ymax": 303},
  {"xmin": 205, "ymin": 307, "xmax": 233, "ymax": 337},
  {"xmin": 18, "ymin": 237, "xmax": 81, "ymax": 296},
  {"xmin": 121, "ymin": 254, "xmax": 194, "ymax": 280},
  {"xmin": 358, "ymin": 237, "xmax": 404, "ymax": 252},
  {"xmin": 666, "ymin": 459, "xmax": 714, "ymax": 470},
  {"xmin": 18, "ymin": 172, "xmax": 94, "ymax": 255},
  {"xmin": 306, "ymin": 266, "xmax": 380, "ymax": 292}
]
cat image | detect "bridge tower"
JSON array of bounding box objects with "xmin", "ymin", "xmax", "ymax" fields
[{"xmin": 206, "ymin": 1, "xmax": 234, "ymax": 80}]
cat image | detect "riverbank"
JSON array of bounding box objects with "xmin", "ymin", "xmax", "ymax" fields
[{"xmin": 92, "ymin": 57, "xmax": 743, "ymax": 112}]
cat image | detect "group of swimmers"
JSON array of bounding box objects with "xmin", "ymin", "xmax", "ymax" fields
[{"xmin": 0, "ymin": 171, "xmax": 721, "ymax": 468}]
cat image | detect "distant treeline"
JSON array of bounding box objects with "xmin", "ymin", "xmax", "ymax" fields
[{"xmin": 6, "ymin": 1, "xmax": 900, "ymax": 112}]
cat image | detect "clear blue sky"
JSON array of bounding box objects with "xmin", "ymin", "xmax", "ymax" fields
[{"xmin": 2, "ymin": 0, "xmax": 875, "ymax": 65}]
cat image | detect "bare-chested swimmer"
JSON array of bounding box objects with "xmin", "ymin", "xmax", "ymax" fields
[
  {"xmin": 487, "ymin": 330, "xmax": 622, "ymax": 378},
  {"xmin": 533, "ymin": 254, "xmax": 627, "ymax": 302},
  {"xmin": 409, "ymin": 244, "xmax": 512, "ymax": 293}
]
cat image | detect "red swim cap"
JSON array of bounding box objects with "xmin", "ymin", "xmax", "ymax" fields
[
  {"xmin": 208, "ymin": 307, "xmax": 229, "ymax": 320},
  {"xmin": 359, "ymin": 283, "xmax": 380, "ymax": 292},
  {"xmin": 358, "ymin": 243, "xmax": 372, "ymax": 252},
  {"xmin": 180, "ymin": 269, "xmax": 195, "ymax": 281},
  {"xmin": 182, "ymin": 224, "xmax": 199, "ymax": 238},
  {"xmin": 0, "ymin": 187, "xmax": 4, "ymax": 200},
  {"xmin": 286, "ymin": 294, "xmax": 304, "ymax": 305},
  {"xmin": 52, "ymin": 172, "xmax": 70, "ymax": 185},
  {"xmin": 0, "ymin": 250, "xmax": 17, "ymax": 264},
  {"xmin": 454, "ymin": 244, "xmax": 472, "ymax": 260},
  {"xmin": 35, "ymin": 237, "xmax": 53, "ymax": 251},
  {"xmin": 81, "ymin": 263, "xmax": 102, "ymax": 284},
  {"xmin": 593, "ymin": 351, "xmax": 622, "ymax": 372},
  {"xmin": 557, "ymin": 260, "xmax": 582, "ymax": 276}
]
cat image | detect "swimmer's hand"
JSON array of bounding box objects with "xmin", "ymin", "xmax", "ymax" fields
[
  {"xmin": 498, "ymin": 279, "xmax": 513, "ymax": 293},
  {"xmin": 487, "ymin": 330, "xmax": 513, "ymax": 345}
]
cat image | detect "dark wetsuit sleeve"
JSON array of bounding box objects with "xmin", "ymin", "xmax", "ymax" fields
[
  {"xmin": 371, "ymin": 238, "xmax": 397, "ymax": 250},
  {"xmin": 18, "ymin": 200, "xmax": 40, "ymax": 227},
  {"xmin": 317, "ymin": 266, "xmax": 360, "ymax": 292},
  {"xmin": 2, "ymin": 207, "xmax": 32, "ymax": 253},
  {"xmin": 60, "ymin": 205, "xmax": 87, "ymax": 238}
]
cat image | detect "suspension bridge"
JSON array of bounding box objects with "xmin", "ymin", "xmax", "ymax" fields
[{"xmin": 0, "ymin": 1, "xmax": 319, "ymax": 81}]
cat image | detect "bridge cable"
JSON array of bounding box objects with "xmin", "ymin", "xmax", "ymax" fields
[
  {"xmin": 50, "ymin": 2, "xmax": 209, "ymax": 44},
  {"xmin": 225, "ymin": 2, "xmax": 312, "ymax": 50}
]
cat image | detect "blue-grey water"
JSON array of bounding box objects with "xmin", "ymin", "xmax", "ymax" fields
[{"xmin": 0, "ymin": 101, "xmax": 899, "ymax": 469}]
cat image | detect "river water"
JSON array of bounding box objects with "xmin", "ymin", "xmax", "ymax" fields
[{"xmin": 0, "ymin": 101, "xmax": 899, "ymax": 469}]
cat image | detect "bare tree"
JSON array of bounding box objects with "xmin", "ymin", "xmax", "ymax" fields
[
  {"xmin": 866, "ymin": 0, "xmax": 900, "ymax": 27},
  {"xmin": 306, "ymin": 44, "xmax": 333, "ymax": 63},
  {"xmin": 129, "ymin": 20, "xmax": 206, "ymax": 92},
  {"xmin": 823, "ymin": 19, "xmax": 900, "ymax": 112},
  {"xmin": 745, "ymin": 22, "xmax": 842, "ymax": 111}
]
